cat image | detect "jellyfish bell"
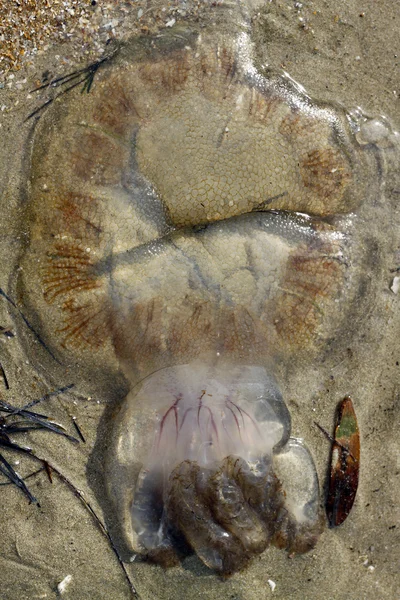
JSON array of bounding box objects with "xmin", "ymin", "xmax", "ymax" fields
[{"xmin": 106, "ymin": 360, "xmax": 322, "ymax": 573}]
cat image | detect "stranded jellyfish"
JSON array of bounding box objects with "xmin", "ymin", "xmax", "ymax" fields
[{"xmin": 18, "ymin": 20, "xmax": 393, "ymax": 573}]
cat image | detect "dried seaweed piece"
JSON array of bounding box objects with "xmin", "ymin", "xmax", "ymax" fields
[
  {"xmin": 0, "ymin": 451, "xmax": 38, "ymax": 504},
  {"xmin": 326, "ymin": 396, "xmax": 360, "ymax": 527},
  {"xmin": 26, "ymin": 52, "xmax": 117, "ymax": 121},
  {"xmin": 0, "ymin": 360, "xmax": 9, "ymax": 389},
  {"xmin": 0, "ymin": 390, "xmax": 137, "ymax": 597},
  {"xmin": 0, "ymin": 286, "xmax": 61, "ymax": 363},
  {"xmin": 0, "ymin": 384, "xmax": 79, "ymax": 505}
]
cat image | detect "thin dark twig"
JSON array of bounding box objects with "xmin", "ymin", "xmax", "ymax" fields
[
  {"xmin": 0, "ymin": 287, "xmax": 61, "ymax": 364},
  {"xmin": 18, "ymin": 384, "xmax": 75, "ymax": 413},
  {"xmin": 0, "ymin": 325, "xmax": 14, "ymax": 338},
  {"xmin": 25, "ymin": 76, "xmax": 92, "ymax": 121},
  {"xmin": 0, "ymin": 385, "xmax": 79, "ymax": 503},
  {"xmin": 0, "ymin": 385, "xmax": 79, "ymax": 443},
  {"xmin": 0, "ymin": 361, "xmax": 9, "ymax": 389},
  {"xmin": 2, "ymin": 441, "xmax": 138, "ymax": 598},
  {"xmin": 0, "ymin": 453, "xmax": 38, "ymax": 504},
  {"xmin": 0, "ymin": 389, "xmax": 138, "ymax": 596},
  {"xmin": 30, "ymin": 64, "xmax": 97, "ymax": 93},
  {"xmin": 26, "ymin": 53, "xmax": 116, "ymax": 121},
  {"xmin": 0, "ymin": 408, "xmax": 79, "ymax": 444},
  {"xmin": 30, "ymin": 56, "xmax": 110, "ymax": 94},
  {"xmin": 72, "ymin": 417, "xmax": 86, "ymax": 443},
  {"xmin": 42, "ymin": 460, "xmax": 139, "ymax": 599},
  {"xmin": 314, "ymin": 421, "xmax": 356, "ymax": 461},
  {"xmin": 0, "ymin": 466, "xmax": 45, "ymax": 486}
]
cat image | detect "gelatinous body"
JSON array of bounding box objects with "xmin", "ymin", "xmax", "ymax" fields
[
  {"xmin": 108, "ymin": 363, "xmax": 321, "ymax": 571},
  {"xmin": 18, "ymin": 22, "xmax": 390, "ymax": 572}
]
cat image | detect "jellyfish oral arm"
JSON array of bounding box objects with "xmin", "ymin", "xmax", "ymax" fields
[{"xmin": 106, "ymin": 362, "xmax": 322, "ymax": 572}]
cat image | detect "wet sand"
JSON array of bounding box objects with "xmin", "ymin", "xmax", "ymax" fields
[{"xmin": 0, "ymin": 1, "xmax": 399, "ymax": 599}]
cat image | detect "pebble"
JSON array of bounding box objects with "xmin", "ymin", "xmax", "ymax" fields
[
  {"xmin": 57, "ymin": 575, "xmax": 73, "ymax": 594},
  {"xmin": 390, "ymin": 276, "xmax": 400, "ymax": 294}
]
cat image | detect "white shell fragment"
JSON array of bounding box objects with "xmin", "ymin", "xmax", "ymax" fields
[
  {"xmin": 56, "ymin": 574, "xmax": 73, "ymax": 595},
  {"xmin": 390, "ymin": 276, "xmax": 400, "ymax": 294}
]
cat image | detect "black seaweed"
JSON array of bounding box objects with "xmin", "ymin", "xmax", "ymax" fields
[{"xmin": 25, "ymin": 50, "xmax": 118, "ymax": 121}]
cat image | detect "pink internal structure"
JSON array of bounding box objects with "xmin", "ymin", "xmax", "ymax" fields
[{"xmin": 110, "ymin": 363, "xmax": 322, "ymax": 572}]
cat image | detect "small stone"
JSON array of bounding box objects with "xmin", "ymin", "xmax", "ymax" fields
[
  {"xmin": 390, "ymin": 276, "xmax": 400, "ymax": 294},
  {"xmin": 57, "ymin": 575, "xmax": 73, "ymax": 594}
]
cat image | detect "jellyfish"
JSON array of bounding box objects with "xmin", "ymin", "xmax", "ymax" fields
[{"xmin": 18, "ymin": 20, "xmax": 393, "ymax": 573}]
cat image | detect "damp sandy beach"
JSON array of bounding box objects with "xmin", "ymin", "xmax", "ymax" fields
[{"xmin": 0, "ymin": 1, "xmax": 399, "ymax": 599}]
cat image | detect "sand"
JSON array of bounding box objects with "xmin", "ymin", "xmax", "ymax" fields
[{"xmin": 0, "ymin": 1, "xmax": 399, "ymax": 599}]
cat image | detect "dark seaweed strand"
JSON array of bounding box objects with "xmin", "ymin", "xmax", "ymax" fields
[
  {"xmin": 0, "ymin": 385, "xmax": 79, "ymax": 504},
  {"xmin": 0, "ymin": 391, "xmax": 79, "ymax": 444},
  {"xmin": 0, "ymin": 287, "xmax": 61, "ymax": 364},
  {"xmin": 0, "ymin": 325, "xmax": 14, "ymax": 338},
  {"xmin": 25, "ymin": 52, "xmax": 118, "ymax": 121},
  {"xmin": 72, "ymin": 417, "xmax": 86, "ymax": 443},
  {"xmin": 0, "ymin": 466, "xmax": 45, "ymax": 487},
  {"xmin": 7, "ymin": 443, "xmax": 138, "ymax": 598},
  {"xmin": 0, "ymin": 360, "xmax": 9, "ymax": 389},
  {"xmin": 313, "ymin": 422, "xmax": 356, "ymax": 462},
  {"xmin": 44, "ymin": 460, "xmax": 139, "ymax": 599},
  {"xmin": 0, "ymin": 452, "xmax": 38, "ymax": 504},
  {"xmin": 10, "ymin": 384, "xmax": 75, "ymax": 414},
  {"xmin": 0, "ymin": 392, "xmax": 137, "ymax": 596}
]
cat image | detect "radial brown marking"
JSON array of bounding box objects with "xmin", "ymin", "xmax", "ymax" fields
[
  {"xmin": 54, "ymin": 192, "xmax": 102, "ymax": 238},
  {"xmin": 273, "ymin": 242, "xmax": 344, "ymax": 347},
  {"xmin": 218, "ymin": 46, "xmax": 238, "ymax": 84},
  {"xmin": 40, "ymin": 229, "xmax": 109, "ymax": 348},
  {"xmin": 71, "ymin": 129, "xmax": 128, "ymax": 185},
  {"xmin": 138, "ymin": 52, "xmax": 190, "ymax": 96},
  {"xmin": 299, "ymin": 147, "xmax": 352, "ymax": 201},
  {"xmin": 42, "ymin": 242, "xmax": 101, "ymax": 302},
  {"xmin": 92, "ymin": 79, "xmax": 138, "ymax": 136},
  {"xmin": 197, "ymin": 45, "xmax": 240, "ymax": 103},
  {"xmin": 247, "ymin": 87, "xmax": 281, "ymax": 124},
  {"xmin": 278, "ymin": 109, "xmax": 319, "ymax": 141},
  {"xmin": 58, "ymin": 296, "xmax": 110, "ymax": 349},
  {"xmin": 111, "ymin": 298, "xmax": 166, "ymax": 367},
  {"xmin": 168, "ymin": 300, "xmax": 213, "ymax": 358}
]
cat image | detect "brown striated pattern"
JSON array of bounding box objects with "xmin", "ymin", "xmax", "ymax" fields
[
  {"xmin": 197, "ymin": 44, "xmax": 240, "ymax": 103},
  {"xmin": 247, "ymin": 87, "xmax": 281, "ymax": 124},
  {"xmin": 92, "ymin": 78, "xmax": 139, "ymax": 136},
  {"xmin": 299, "ymin": 147, "xmax": 352, "ymax": 201},
  {"xmin": 41, "ymin": 239, "xmax": 108, "ymax": 348},
  {"xmin": 138, "ymin": 52, "xmax": 191, "ymax": 96},
  {"xmin": 278, "ymin": 109, "xmax": 319, "ymax": 141},
  {"xmin": 273, "ymin": 241, "xmax": 345, "ymax": 347},
  {"xmin": 58, "ymin": 296, "xmax": 110, "ymax": 349},
  {"xmin": 111, "ymin": 298, "xmax": 167, "ymax": 366},
  {"xmin": 53, "ymin": 192, "xmax": 102, "ymax": 238},
  {"xmin": 42, "ymin": 242, "xmax": 101, "ymax": 302},
  {"xmin": 71, "ymin": 129, "xmax": 129, "ymax": 185}
]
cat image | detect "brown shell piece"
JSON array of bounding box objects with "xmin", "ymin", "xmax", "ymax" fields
[{"xmin": 326, "ymin": 396, "xmax": 360, "ymax": 527}]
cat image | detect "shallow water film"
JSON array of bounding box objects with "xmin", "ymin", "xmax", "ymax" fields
[{"xmin": 1, "ymin": 1, "xmax": 399, "ymax": 599}]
